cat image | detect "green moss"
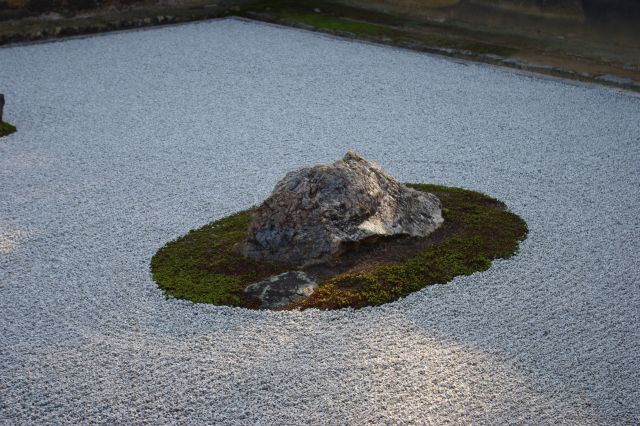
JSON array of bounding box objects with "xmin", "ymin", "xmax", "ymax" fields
[
  {"xmin": 151, "ymin": 210, "xmax": 291, "ymax": 307},
  {"xmin": 240, "ymin": 1, "xmax": 518, "ymax": 57},
  {"xmin": 283, "ymin": 14, "xmax": 515, "ymax": 57},
  {"xmin": 283, "ymin": 14, "xmax": 389, "ymax": 36},
  {"xmin": 151, "ymin": 184, "xmax": 528, "ymax": 310},
  {"xmin": 0, "ymin": 121, "xmax": 16, "ymax": 137}
]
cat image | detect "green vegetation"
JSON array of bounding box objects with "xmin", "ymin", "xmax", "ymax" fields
[
  {"xmin": 152, "ymin": 210, "xmax": 290, "ymax": 307},
  {"xmin": 283, "ymin": 14, "xmax": 390, "ymax": 36},
  {"xmin": 151, "ymin": 184, "xmax": 527, "ymax": 310},
  {"xmin": 280, "ymin": 13, "xmax": 516, "ymax": 56},
  {"xmin": 0, "ymin": 121, "xmax": 16, "ymax": 137},
  {"xmin": 295, "ymin": 184, "xmax": 527, "ymax": 309},
  {"xmin": 242, "ymin": 0, "xmax": 518, "ymax": 57}
]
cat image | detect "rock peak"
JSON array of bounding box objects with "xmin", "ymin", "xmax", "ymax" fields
[
  {"xmin": 244, "ymin": 152, "xmax": 443, "ymax": 265},
  {"xmin": 343, "ymin": 150, "xmax": 364, "ymax": 162}
]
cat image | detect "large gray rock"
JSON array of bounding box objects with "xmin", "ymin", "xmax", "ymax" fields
[{"xmin": 244, "ymin": 151, "xmax": 444, "ymax": 265}]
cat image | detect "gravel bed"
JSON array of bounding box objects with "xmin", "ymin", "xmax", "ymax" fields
[{"xmin": 1, "ymin": 18, "xmax": 639, "ymax": 424}]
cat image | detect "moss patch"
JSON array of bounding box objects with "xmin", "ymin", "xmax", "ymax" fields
[
  {"xmin": 0, "ymin": 121, "xmax": 16, "ymax": 137},
  {"xmin": 282, "ymin": 14, "xmax": 390, "ymax": 36},
  {"xmin": 240, "ymin": 0, "xmax": 519, "ymax": 58},
  {"xmin": 279, "ymin": 14, "xmax": 517, "ymax": 56},
  {"xmin": 151, "ymin": 184, "xmax": 527, "ymax": 310}
]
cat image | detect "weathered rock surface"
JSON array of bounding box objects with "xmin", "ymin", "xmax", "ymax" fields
[
  {"xmin": 244, "ymin": 271, "xmax": 318, "ymax": 309},
  {"xmin": 244, "ymin": 151, "xmax": 444, "ymax": 265}
]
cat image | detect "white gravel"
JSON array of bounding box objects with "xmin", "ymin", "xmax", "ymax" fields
[{"xmin": 1, "ymin": 18, "xmax": 639, "ymax": 425}]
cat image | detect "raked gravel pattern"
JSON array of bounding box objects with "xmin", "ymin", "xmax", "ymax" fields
[{"xmin": 1, "ymin": 18, "xmax": 639, "ymax": 425}]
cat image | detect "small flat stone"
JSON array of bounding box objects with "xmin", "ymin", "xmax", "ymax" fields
[{"xmin": 244, "ymin": 271, "xmax": 318, "ymax": 309}]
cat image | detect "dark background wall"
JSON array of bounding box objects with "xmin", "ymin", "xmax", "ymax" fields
[
  {"xmin": 331, "ymin": 0, "xmax": 640, "ymax": 44},
  {"xmin": 334, "ymin": 0, "xmax": 640, "ymax": 22},
  {"xmin": 3, "ymin": 0, "xmax": 640, "ymax": 19},
  {"xmin": 581, "ymin": 0, "xmax": 640, "ymax": 20},
  {"xmin": 1, "ymin": 0, "xmax": 638, "ymax": 48}
]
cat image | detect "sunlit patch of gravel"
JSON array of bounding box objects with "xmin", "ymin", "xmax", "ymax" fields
[
  {"xmin": 1, "ymin": 18, "xmax": 639, "ymax": 424},
  {"xmin": 0, "ymin": 225, "xmax": 34, "ymax": 256}
]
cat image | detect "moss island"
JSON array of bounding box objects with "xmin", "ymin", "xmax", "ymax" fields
[
  {"xmin": 0, "ymin": 122, "xmax": 16, "ymax": 138},
  {"xmin": 151, "ymin": 184, "xmax": 527, "ymax": 310}
]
